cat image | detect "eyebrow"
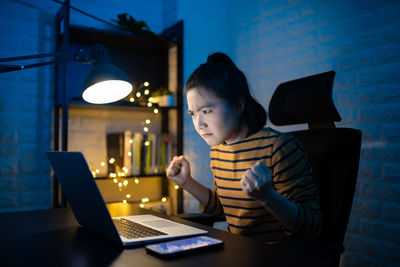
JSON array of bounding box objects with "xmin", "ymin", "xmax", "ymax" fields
[{"xmin": 187, "ymin": 103, "xmax": 216, "ymax": 113}]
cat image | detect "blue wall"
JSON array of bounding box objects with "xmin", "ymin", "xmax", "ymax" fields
[{"xmin": 229, "ymin": 0, "xmax": 400, "ymax": 265}]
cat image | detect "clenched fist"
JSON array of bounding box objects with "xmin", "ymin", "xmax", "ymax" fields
[
  {"xmin": 240, "ymin": 161, "xmax": 274, "ymax": 201},
  {"xmin": 166, "ymin": 155, "xmax": 192, "ymax": 187}
]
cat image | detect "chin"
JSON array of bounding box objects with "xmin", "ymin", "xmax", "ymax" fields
[{"xmin": 204, "ymin": 138, "xmax": 223, "ymax": 147}]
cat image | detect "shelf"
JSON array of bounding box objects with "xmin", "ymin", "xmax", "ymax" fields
[
  {"xmin": 95, "ymin": 173, "xmax": 167, "ymax": 180},
  {"xmin": 66, "ymin": 99, "xmax": 178, "ymax": 110}
]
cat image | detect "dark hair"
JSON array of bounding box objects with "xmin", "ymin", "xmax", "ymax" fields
[{"xmin": 185, "ymin": 52, "xmax": 267, "ymax": 135}]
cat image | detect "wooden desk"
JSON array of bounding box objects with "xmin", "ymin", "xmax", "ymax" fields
[{"xmin": 0, "ymin": 204, "xmax": 331, "ymax": 266}]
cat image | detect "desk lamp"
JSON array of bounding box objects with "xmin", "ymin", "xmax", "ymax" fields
[{"xmin": 0, "ymin": 44, "xmax": 133, "ymax": 104}]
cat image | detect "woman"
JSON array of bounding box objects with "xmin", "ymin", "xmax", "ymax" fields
[{"xmin": 166, "ymin": 52, "xmax": 321, "ymax": 243}]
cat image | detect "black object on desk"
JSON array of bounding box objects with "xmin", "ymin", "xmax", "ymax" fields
[{"xmin": 0, "ymin": 204, "xmax": 332, "ymax": 267}]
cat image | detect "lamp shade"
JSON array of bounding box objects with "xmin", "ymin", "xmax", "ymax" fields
[{"xmin": 82, "ymin": 45, "xmax": 133, "ymax": 104}]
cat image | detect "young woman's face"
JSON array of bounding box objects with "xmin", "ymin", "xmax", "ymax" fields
[{"xmin": 187, "ymin": 87, "xmax": 240, "ymax": 146}]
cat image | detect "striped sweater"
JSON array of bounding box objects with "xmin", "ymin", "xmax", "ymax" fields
[{"xmin": 200, "ymin": 128, "xmax": 321, "ymax": 243}]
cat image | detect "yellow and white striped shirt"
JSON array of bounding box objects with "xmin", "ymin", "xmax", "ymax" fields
[{"xmin": 200, "ymin": 128, "xmax": 321, "ymax": 243}]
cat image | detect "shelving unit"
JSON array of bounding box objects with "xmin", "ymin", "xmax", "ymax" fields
[{"xmin": 53, "ymin": 3, "xmax": 184, "ymax": 213}]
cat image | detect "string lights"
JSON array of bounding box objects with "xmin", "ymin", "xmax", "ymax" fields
[{"xmin": 87, "ymin": 81, "xmax": 171, "ymax": 210}]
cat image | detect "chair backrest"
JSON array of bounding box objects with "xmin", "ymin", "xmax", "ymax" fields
[{"xmin": 268, "ymin": 71, "xmax": 362, "ymax": 246}]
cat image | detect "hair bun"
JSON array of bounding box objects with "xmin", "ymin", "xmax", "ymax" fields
[{"xmin": 206, "ymin": 52, "xmax": 235, "ymax": 67}]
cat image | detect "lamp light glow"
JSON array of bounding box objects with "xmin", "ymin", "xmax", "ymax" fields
[{"xmin": 82, "ymin": 80, "xmax": 132, "ymax": 104}]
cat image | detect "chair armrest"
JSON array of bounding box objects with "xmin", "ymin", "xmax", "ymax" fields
[{"xmin": 175, "ymin": 213, "xmax": 225, "ymax": 227}]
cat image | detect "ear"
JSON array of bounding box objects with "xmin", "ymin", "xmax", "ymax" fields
[{"xmin": 236, "ymin": 99, "xmax": 245, "ymax": 116}]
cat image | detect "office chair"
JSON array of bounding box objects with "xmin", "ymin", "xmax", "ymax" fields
[{"xmin": 268, "ymin": 70, "xmax": 362, "ymax": 265}]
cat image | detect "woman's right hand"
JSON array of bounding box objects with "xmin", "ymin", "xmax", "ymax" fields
[{"xmin": 166, "ymin": 155, "xmax": 191, "ymax": 187}]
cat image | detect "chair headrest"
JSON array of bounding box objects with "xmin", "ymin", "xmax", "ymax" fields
[{"xmin": 268, "ymin": 70, "xmax": 341, "ymax": 126}]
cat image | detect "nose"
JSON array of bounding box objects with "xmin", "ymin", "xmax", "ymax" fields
[{"xmin": 196, "ymin": 115, "xmax": 207, "ymax": 130}]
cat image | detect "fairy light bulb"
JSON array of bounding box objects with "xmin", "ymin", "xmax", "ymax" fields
[
  {"xmin": 143, "ymin": 127, "xmax": 149, "ymax": 132},
  {"xmin": 139, "ymin": 203, "xmax": 144, "ymax": 208},
  {"xmin": 144, "ymin": 141, "xmax": 150, "ymax": 146},
  {"xmin": 129, "ymin": 97, "xmax": 135, "ymax": 102},
  {"xmin": 154, "ymin": 108, "xmax": 159, "ymax": 114},
  {"xmin": 109, "ymin": 158, "xmax": 115, "ymax": 164},
  {"xmin": 174, "ymin": 185, "xmax": 179, "ymax": 190},
  {"xmin": 147, "ymin": 102, "xmax": 152, "ymax": 107},
  {"xmin": 161, "ymin": 197, "xmax": 167, "ymax": 202},
  {"xmin": 126, "ymin": 194, "xmax": 131, "ymax": 199},
  {"xmin": 122, "ymin": 200, "xmax": 127, "ymax": 204},
  {"xmin": 113, "ymin": 178, "xmax": 118, "ymax": 183},
  {"xmin": 144, "ymin": 82, "xmax": 149, "ymax": 87},
  {"xmin": 134, "ymin": 178, "xmax": 139, "ymax": 184},
  {"xmin": 123, "ymin": 180, "xmax": 128, "ymax": 186},
  {"xmin": 95, "ymin": 169, "xmax": 100, "ymax": 173},
  {"xmin": 136, "ymin": 92, "xmax": 141, "ymax": 98},
  {"xmin": 145, "ymin": 119, "xmax": 151, "ymax": 124},
  {"xmin": 101, "ymin": 162, "xmax": 105, "ymax": 166},
  {"xmin": 128, "ymin": 152, "xmax": 132, "ymax": 157},
  {"xmin": 128, "ymin": 139, "xmax": 133, "ymax": 144},
  {"xmin": 118, "ymin": 182, "xmax": 123, "ymax": 187},
  {"xmin": 144, "ymin": 89, "xmax": 150, "ymax": 95}
]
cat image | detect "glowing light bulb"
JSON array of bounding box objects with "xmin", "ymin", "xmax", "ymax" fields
[
  {"xmin": 123, "ymin": 180, "xmax": 128, "ymax": 186},
  {"xmin": 109, "ymin": 158, "xmax": 115, "ymax": 164},
  {"xmin": 118, "ymin": 182, "xmax": 122, "ymax": 187},
  {"xmin": 161, "ymin": 197, "xmax": 167, "ymax": 202},
  {"xmin": 144, "ymin": 82, "xmax": 149, "ymax": 87},
  {"xmin": 174, "ymin": 185, "xmax": 179, "ymax": 190},
  {"xmin": 145, "ymin": 141, "xmax": 150, "ymax": 146},
  {"xmin": 136, "ymin": 92, "xmax": 141, "ymax": 98},
  {"xmin": 95, "ymin": 169, "xmax": 100, "ymax": 173},
  {"xmin": 92, "ymin": 171, "xmax": 96, "ymax": 177},
  {"xmin": 147, "ymin": 102, "xmax": 152, "ymax": 107},
  {"xmin": 101, "ymin": 162, "xmax": 105, "ymax": 166},
  {"xmin": 144, "ymin": 89, "xmax": 150, "ymax": 95},
  {"xmin": 145, "ymin": 119, "xmax": 151, "ymax": 124},
  {"xmin": 126, "ymin": 194, "xmax": 131, "ymax": 198},
  {"xmin": 122, "ymin": 200, "xmax": 127, "ymax": 204},
  {"xmin": 122, "ymin": 167, "xmax": 128, "ymax": 173},
  {"xmin": 128, "ymin": 151, "xmax": 132, "ymax": 157},
  {"xmin": 129, "ymin": 97, "xmax": 135, "ymax": 102},
  {"xmin": 113, "ymin": 178, "xmax": 118, "ymax": 183},
  {"xmin": 144, "ymin": 127, "xmax": 149, "ymax": 132},
  {"xmin": 134, "ymin": 178, "xmax": 139, "ymax": 184},
  {"xmin": 154, "ymin": 108, "xmax": 159, "ymax": 114},
  {"xmin": 139, "ymin": 203, "xmax": 144, "ymax": 208},
  {"xmin": 128, "ymin": 139, "xmax": 133, "ymax": 144}
]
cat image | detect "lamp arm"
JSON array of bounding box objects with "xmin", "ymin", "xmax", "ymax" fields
[{"xmin": 0, "ymin": 49, "xmax": 92, "ymax": 73}]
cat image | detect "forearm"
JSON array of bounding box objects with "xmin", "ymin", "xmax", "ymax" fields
[
  {"xmin": 181, "ymin": 176, "xmax": 210, "ymax": 207},
  {"xmin": 259, "ymin": 188, "xmax": 299, "ymax": 232}
]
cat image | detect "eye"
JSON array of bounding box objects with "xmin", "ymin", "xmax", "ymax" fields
[{"xmin": 202, "ymin": 109, "xmax": 212, "ymax": 114}]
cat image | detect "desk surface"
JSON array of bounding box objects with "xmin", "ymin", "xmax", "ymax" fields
[{"xmin": 0, "ymin": 204, "xmax": 330, "ymax": 267}]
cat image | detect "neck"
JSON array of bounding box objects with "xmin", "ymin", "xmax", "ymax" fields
[{"xmin": 224, "ymin": 122, "xmax": 248, "ymax": 144}]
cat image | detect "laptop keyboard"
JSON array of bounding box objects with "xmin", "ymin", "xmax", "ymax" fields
[{"xmin": 113, "ymin": 218, "xmax": 168, "ymax": 239}]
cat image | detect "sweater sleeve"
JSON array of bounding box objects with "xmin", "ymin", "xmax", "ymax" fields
[
  {"xmin": 199, "ymin": 180, "xmax": 225, "ymax": 217},
  {"xmin": 271, "ymin": 133, "xmax": 322, "ymax": 240}
]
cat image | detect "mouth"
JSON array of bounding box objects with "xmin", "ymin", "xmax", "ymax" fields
[{"xmin": 202, "ymin": 133, "xmax": 213, "ymax": 138}]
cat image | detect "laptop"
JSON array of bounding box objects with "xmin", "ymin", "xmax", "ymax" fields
[{"xmin": 46, "ymin": 151, "xmax": 207, "ymax": 246}]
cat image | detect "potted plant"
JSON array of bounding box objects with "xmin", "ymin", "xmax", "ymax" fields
[{"xmin": 150, "ymin": 87, "xmax": 174, "ymax": 107}]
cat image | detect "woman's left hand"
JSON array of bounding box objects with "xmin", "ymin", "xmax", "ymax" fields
[{"xmin": 240, "ymin": 161, "xmax": 274, "ymax": 200}]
